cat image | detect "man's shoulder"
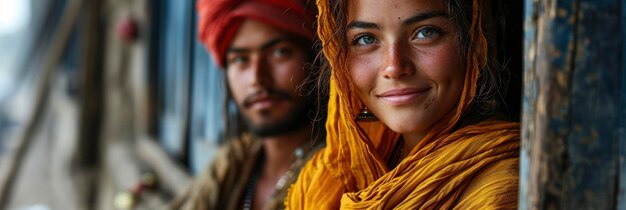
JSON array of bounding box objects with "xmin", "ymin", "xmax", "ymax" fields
[
  {"xmin": 168, "ymin": 135, "xmax": 261, "ymax": 210},
  {"xmin": 216, "ymin": 134, "xmax": 261, "ymax": 160}
]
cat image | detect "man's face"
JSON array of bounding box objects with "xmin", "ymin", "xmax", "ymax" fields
[{"xmin": 225, "ymin": 19, "xmax": 312, "ymax": 137}]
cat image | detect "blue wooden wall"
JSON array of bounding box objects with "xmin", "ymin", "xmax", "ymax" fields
[
  {"xmin": 151, "ymin": 0, "xmax": 225, "ymax": 173},
  {"xmin": 188, "ymin": 11, "xmax": 225, "ymax": 174},
  {"xmin": 620, "ymin": 1, "xmax": 626, "ymax": 208},
  {"xmin": 521, "ymin": 0, "xmax": 625, "ymax": 209},
  {"xmin": 157, "ymin": 0, "xmax": 193, "ymax": 158}
]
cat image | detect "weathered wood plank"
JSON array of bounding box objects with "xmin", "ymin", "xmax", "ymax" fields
[
  {"xmin": 157, "ymin": 0, "xmax": 194, "ymax": 160},
  {"xmin": 521, "ymin": 0, "xmax": 623, "ymax": 209},
  {"xmin": 519, "ymin": 0, "xmax": 537, "ymax": 209},
  {"xmin": 74, "ymin": 0, "xmax": 106, "ymax": 209},
  {"xmin": 618, "ymin": 1, "xmax": 626, "ymax": 208},
  {"xmin": 566, "ymin": 1, "xmax": 621, "ymax": 209},
  {"xmin": 521, "ymin": 0, "xmax": 576, "ymax": 209}
]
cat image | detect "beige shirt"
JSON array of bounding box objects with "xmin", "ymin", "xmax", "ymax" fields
[{"xmin": 168, "ymin": 134, "xmax": 320, "ymax": 210}]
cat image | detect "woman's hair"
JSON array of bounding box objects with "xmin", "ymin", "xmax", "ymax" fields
[{"xmin": 315, "ymin": 0, "xmax": 509, "ymax": 121}]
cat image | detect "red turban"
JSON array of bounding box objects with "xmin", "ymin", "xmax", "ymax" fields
[{"xmin": 196, "ymin": 0, "xmax": 317, "ymax": 68}]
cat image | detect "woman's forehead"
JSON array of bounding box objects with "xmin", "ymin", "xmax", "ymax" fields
[{"xmin": 347, "ymin": 0, "xmax": 447, "ymax": 23}]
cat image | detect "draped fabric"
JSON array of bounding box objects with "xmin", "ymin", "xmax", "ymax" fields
[
  {"xmin": 196, "ymin": 0, "xmax": 317, "ymax": 68},
  {"xmin": 286, "ymin": 0, "xmax": 520, "ymax": 209}
]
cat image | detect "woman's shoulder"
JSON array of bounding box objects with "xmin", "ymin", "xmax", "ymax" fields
[
  {"xmin": 444, "ymin": 120, "xmax": 520, "ymax": 209},
  {"xmin": 286, "ymin": 147, "xmax": 344, "ymax": 209},
  {"xmin": 455, "ymin": 157, "xmax": 519, "ymax": 209}
]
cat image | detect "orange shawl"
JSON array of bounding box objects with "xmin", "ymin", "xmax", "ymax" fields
[{"xmin": 286, "ymin": 0, "xmax": 519, "ymax": 209}]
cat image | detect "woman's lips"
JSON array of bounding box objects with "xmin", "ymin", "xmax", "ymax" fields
[{"xmin": 377, "ymin": 87, "xmax": 431, "ymax": 105}]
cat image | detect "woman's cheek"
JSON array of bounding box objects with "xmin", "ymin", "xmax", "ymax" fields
[{"xmin": 350, "ymin": 53, "xmax": 379, "ymax": 80}]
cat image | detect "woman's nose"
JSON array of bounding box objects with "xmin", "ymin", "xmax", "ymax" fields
[{"xmin": 382, "ymin": 42, "xmax": 415, "ymax": 79}]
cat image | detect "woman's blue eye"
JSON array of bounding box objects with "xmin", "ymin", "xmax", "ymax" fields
[
  {"xmin": 415, "ymin": 27, "xmax": 440, "ymax": 40},
  {"xmin": 355, "ymin": 35, "xmax": 376, "ymax": 45}
]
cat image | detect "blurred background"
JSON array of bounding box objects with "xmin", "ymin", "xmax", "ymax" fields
[
  {"xmin": 0, "ymin": 0, "xmax": 525, "ymax": 209},
  {"xmin": 0, "ymin": 0, "xmax": 230, "ymax": 209},
  {"xmin": 3, "ymin": 0, "xmax": 624, "ymax": 210}
]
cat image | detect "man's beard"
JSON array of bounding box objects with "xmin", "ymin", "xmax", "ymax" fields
[{"xmin": 243, "ymin": 98, "xmax": 314, "ymax": 138}]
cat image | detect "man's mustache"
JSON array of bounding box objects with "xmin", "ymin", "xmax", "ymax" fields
[{"xmin": 243, "ymin": 88, "xmax": 293, "ymax": 108}]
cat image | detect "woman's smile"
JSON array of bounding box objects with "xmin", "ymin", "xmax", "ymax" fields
[{"xmin": 377, "ymin": 87, "xmax": 431, "ymax": 106}]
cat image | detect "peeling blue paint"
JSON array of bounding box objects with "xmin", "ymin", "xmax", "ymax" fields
[
  {"xmin": 566, "ymin": 1, "xmax": 621, "ymax": 209},
  {"xmin": 521, "ymin": 0, "xmax": 624, "ymax": 209},
  {"xmin": 519, "ymin": 0, "xmax": 536, "ymax": 209}
]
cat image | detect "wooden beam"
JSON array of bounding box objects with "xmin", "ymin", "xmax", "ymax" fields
[
  {"xmin": 618, "ymin": 1, "xmax": 626, "ymax": 208},
  {"xmin": 74, "ymin": 0, "xmax": 106, "ymax": 209},
  {"xmin": 521, "ymin": 0, "xmax": 623, "ymax": 209}
]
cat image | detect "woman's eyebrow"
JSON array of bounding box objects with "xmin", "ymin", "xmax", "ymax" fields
[
  {"xmin": 402, "ymin": 11, "xmax": 446, "ymax": 26},
  {"xmin": 347, "ymin": 21, "xmax": 379, "ymax": 30},
  {"xmin": 347, "ymin": 11, "xmax": 446, "ymax": 30}
]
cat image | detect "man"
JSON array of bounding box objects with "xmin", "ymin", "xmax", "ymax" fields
[{"xmin": 169, "ymin": 0, "xmax": 322, "ymax": 209}]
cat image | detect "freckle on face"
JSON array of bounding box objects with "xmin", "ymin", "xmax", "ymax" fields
[{"xmin": 346, "ymin": 0, "xmax": 465, "ymax": 137}]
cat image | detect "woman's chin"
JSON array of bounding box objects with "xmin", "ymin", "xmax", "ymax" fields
[{"xmin": 385, "ymin": 120, "xmax": 426, "ymax": 135}]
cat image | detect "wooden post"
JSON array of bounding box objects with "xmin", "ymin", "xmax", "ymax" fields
[
  {"xmin": 521, "ymin": 0, "xmax": 624, "ymax": 209},
  {"xmin": 74, "ymin": 0, "xmax": 105, "ymax": 209},
  {"xmin": 618, "ymin": 2, "xmax": 626, "ymax": 209}
]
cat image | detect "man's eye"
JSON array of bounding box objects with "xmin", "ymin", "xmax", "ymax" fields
[
  {"xmin": 273, "ymin": 48, "xmax": 292, "ymax": 57},
  {"xmin": 228, "ymin": 56, "xmax": 248, "ymax": 65}
]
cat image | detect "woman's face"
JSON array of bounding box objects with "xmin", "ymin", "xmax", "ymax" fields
[{"xmin": 347, "ymin": 0, "xmax": 465, "ymax": 139}]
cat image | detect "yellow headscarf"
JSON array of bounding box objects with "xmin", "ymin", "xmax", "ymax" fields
[{"xmin": 286, "ymin": 0, "xmax": 519, "ymax": 209}]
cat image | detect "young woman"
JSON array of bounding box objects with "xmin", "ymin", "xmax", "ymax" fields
[{"xmin": 287, "ymin": 0, "xmax": 519, "ymax": 209}]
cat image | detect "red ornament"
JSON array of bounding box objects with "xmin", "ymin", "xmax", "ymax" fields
[{"xmin": 117, "ymin": 17, "xmax": 139, "ymax": 42}]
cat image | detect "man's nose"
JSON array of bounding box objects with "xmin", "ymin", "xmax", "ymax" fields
[
  {"xmin": 382, "ymin": 42, "xmax": 415, "ymax": 79},
  {"xmin": 249, "ymin": 55, "xmax": 272, "ymax": 87}
]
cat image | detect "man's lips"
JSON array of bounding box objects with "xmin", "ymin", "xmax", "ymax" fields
[
  {"xmin": 243, "ymin": 90, "xmax": 291, "ymax": 109},
  {"xmin": 246, "ymin": 96, "xmax": 282, "ymax": 110},
  {"xmin": 377, "ymin": 87, "xmax": 431, "ymax": 105}
]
